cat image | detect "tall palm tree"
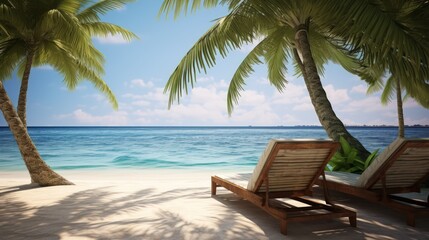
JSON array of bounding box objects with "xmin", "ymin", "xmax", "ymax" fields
[
  {"xmin": 159, "ymin": 0, "xmax": 429, "ymax": 160},
  {"xmin": 0, "ymin": 81, "xmax": 72, "ymax": 186},
  {"xmin": 160, "ymin": 0, "xmax": 369, "ymax": 157},
  {"xmin": 368, "ymin": 76, "xmax": 407, "ymax": 137},
  {"xmin": 0, "ymin": 0, "xmax": 137, "ymax": 186},
  {"xmin": 368, "ymin": 75, "xmax": 429, "ymax": 138},
  {"xmin": 0, "ymin": 0, "xmax": 137, "ymax": 126}
]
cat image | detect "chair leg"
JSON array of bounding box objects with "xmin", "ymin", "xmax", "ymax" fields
[
  {"xmin": 211, "ymin": 179, "xmax": 217, "ymax": 196},
  {"xmin": 406, "ymin": 213, "xmax": 416, "ymax": 227},
  {"xmin": 349, "ymin": 214, "xmax": 357, "ymax": 227},
  {"xmin": 280, "ymin": 220, "xmax": 288, "ymax": 235}
]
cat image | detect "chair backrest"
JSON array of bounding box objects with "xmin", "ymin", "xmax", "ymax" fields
[
  {"xmin": 357, "ymin": 138, "xmax": 429, "ymax": 190},
  {"xmin": 246, "ymin": 139, "xmax": 339, "ymax": 195}
]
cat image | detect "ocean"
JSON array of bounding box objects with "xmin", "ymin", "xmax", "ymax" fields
[{"xmin": 0, "ymin": 126, "xmax": 428, "ymax": 171}]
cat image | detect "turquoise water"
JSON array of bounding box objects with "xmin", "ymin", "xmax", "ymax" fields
[{"xmin": 0, "ymin": 126, "xmax": 428, "ymax": 171}]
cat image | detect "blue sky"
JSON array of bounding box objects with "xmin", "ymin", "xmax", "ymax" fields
[{"xmin": 1, "ymin": 1, "xmax": 428, "ymax": 126}]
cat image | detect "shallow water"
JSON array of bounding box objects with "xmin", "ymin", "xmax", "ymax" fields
[{"xmin": 0, "ymin": 126, "xmax": 428, "ymax": 171}]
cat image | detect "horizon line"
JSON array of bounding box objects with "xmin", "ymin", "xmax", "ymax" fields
[{"xmin": 1, "ymin": 125, "xmax": 429, "ymax": 128}]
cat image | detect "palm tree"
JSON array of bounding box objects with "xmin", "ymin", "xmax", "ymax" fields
[
  {"xmin": 368, "ymin": 75, "xmax": 429, "ymax": 138},
  {"xmin": 0, "ymin": 0, "xmax": 137, "ymax": 127},
  {"xmin": 159, "ymin": 0, "xmax": 429, "ymax": 160},
  {"xmin": 368, "ymin": 76, "xmax": 406, "ymax": 137},
  {"xmin": 0, "ymin": 0, "xmax": 137, "ymax": 186},
  {"xmin": 0, "ymin": 81, "xmax": 72, "ymax": 186},
  {"xmin": 159, "ymin": 0, "xmax": 369, "ymax": 157}
]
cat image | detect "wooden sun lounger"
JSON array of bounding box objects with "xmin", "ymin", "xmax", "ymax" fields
[
  {"xmin": 317, "ymin": 138, "xmax": 429, "ymax": 227},
  {"xmin": 211, "ymin": 139, "xmax": 356, "ymax": 235}
]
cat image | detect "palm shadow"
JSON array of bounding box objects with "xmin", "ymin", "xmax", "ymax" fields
[
  {"xmin": 211, "ymin": 177, "xmax": 429, "ymax": 239},
  {"xmin": 0, "ymin": 184, "xmax": 272, "ymax": 239},
  {"xmin": 0, "ymin": 183, "xmax": 39, "ymax": 196},
  {"xmin": 1, "ymin": 179, "xmax": 427, "ymax": 239}
]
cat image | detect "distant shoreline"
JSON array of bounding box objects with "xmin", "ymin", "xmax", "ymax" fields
[{"xmin": 1, "ymin": 125, "xmax": 429, "ymax": 128}]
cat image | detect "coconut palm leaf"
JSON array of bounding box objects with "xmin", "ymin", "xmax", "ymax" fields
[
  {"xmin": 78, "ymin": 0, "xmax": 134, "ymax": 22},
  {"xmin": 0, "ymin": 0, "xmax": 136, "ymax": 115},
  {"xmin": 82, "ymin": 22, "xmax": 138, "ymax": 41},
  {"xmin": 164, "ymin": 6, "xmax": 258, "ymax": 107},
  {"xmin": 0, "ymin": 38, "xmax": 25, "ymax": 81},
  {"xmin": 160, "ymin": 0, "xmax": 429, "ymax": 159},
  {"xmin": 227, "ymin": 36, "xmax": 265, "ymax": 114}
]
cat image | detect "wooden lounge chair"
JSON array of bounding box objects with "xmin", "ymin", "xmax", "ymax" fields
[
  {"xmin": 317, "ymin": 138, "xmax": 429, "ymax": 227},
  {"xmin": 211, "ymin": 139, "xmax": 356, "ymax": 235}
]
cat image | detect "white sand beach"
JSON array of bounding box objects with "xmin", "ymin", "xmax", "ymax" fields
[{"xmin": 0, "ymin": 169, "xmax": 428, "ymax": 240}]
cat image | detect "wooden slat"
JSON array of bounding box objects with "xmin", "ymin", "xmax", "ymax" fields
[
  {"xmin": 211, "ymin": 176, "xmax": 263, "ymax": 206},
  {"xmin": 211, "ymin": 140, "xmax": 357, "ymax": 235},
  {"xmin": 321, "ymin": 139, "xmax": 429, "ymax": 227}
]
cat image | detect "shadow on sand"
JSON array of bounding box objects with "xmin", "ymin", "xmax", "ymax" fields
[{"xmin": 0, "ymin": 182, "xmax": 428, "ymax": 240}]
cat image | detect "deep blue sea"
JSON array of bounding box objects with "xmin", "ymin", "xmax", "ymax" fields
[{"xmin": 0, "ymin": 126, "xmax": 428, "ymax": 171}]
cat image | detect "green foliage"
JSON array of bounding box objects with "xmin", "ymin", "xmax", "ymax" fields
[
  {"xmin": 160, "ymin": 0, "xmax": 429, "ymax": 115},
  {"xmin": 0, "ymin": 0, "xmax": 138, "ymax": 109},
  {"xmin": 326, "ymin": 136, "xmax": 379, "ymax": 174},
  {"xmin": 160, "ymin": 0, "xmax": 365, "ymax": 113}
]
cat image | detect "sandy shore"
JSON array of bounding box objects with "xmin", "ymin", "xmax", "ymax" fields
[{"xmin": 0, "ymin": 169, "xmax": 428, "ymax": 240}]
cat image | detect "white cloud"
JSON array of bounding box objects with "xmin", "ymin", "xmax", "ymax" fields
[
  {"xmin": 123, "ymin": 93, "xmax": 144, "ymax": 99},
  {"xmin": 403, "ymin": 99, "xmax": 421, "ymax": 108},
  {"xmin": 49, "ymin": 75, "xmax": 427, "ymax": 126},
  {"xmin": 324, "ymin": 84, "xmax": 350, "ymax": 105},
  {"xmin": 129, "ymin": 79, "xmax": 154, "ymax": 88},
  {"xmin": 58, "ymin": 109, "xmax": 128, "ymax": 125},
  {"xmin": 272, "ymin": 83, "xmax": 308, "ymax": 105},
  {"xmin": 343, "ymin": 96, "xmax": 394, "ymax": 113},
  {"xmin": 121, "ymin": 83, "xmax": 292, "ymax": 125},
  {"xmin": 405, "ymin": 117, "xmax": 429, "ymax": 125},
  {"xmin": 351, "ymin": 84, "xmax": 368, "ymax": 94},
  {"xmin": 271, "ymin": 82, "xmax": 314, "ymax": 112},
  {"xmin": 131, "ymin": 100, "xmax": 151, "ymax": 107},
  {"xmin": 292, "ymin": 102, "xmax": 314, "ymax": 111},
  {"xmin": 93, "ymin": 94, "xmax": 104, "ymax": 101},
  {"xmin": 142, "ymin": 88, "xmax": 168, "ymax": 103},
  {"xmin": 237, "ymin": 90, "xmax": 266, "ymax": 107},
  {"xmin": 238, "ymin": 36, "xmax": 264, "ymax": 53},
  {"xmin": 279, "ymin": 114, "xmax": 301, "ymax": 125},
  {"xmin": 197, "ymin": 76, "xmax": 215, "ymax": 83},
  {"xmin": 207, "ymin": 79, "xmax": 229, "ymax": 89},
  {"xmin": 96, "ymin": 33, "xmax": 131, "ymax": 44}
]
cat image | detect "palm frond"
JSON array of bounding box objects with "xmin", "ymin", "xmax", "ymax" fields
[
  {"xmin": 366, "ymin": 79, "xmax": 384, "ymax": 95},
  {"xmin": 77, "ymin": 0, "xmax": 135, "ymax": 23},
  {"xmin": 82, "ymin": 22, "xmax": 138, "ymax": 41},
  {"xmin": 37, "ymin": 8, "xmax": 88, "ymax": 52},
  {"xmin": 227, "ymin": 36, "xmax": 265, "ymax": 115},
  {"xmin": 56, "ymin": 0, "xmax": 81, "ymax": 14},
  {"xmin": 159, "ymin": 0, "xmax": 222, "ymax": 19},
  {"xmin": 324, "ymin": 0, "xmax": 429, "ymax": 83},
  {"xmin": 0, "ymin": 0, "xmax": 135, "ymax": 112},
  {"xmin": 164, "ymin": 8, "xmax": 257, "ymax": 107},
  {"xmin": 0, "ymin": 37, "xmax": 25, "ymax": 81},
  {"xmin": 263, "ymin": 27, "xmax": 291, "ymax": 92},
  {"xmin": 77, "ymin": 68, "xmax": 118, "ymax": 109},
  {"xmin": 380, "ymin": 75, "xmax": 396, "ymax": 105}
]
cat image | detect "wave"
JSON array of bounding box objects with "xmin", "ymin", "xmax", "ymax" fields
[
  {"xmin": 111, "ymin": 155, "xmax": 235, "ymax": 168},
  {"xmin": 55, "ymin": 164, "xmax": 108, "ymax": 170}
]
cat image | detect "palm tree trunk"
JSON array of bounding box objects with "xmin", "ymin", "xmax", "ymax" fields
[
  {"xmin": 396, "ymin": 78, "xmax": 405, "ymax": 138},
  {"xmin": 294, "ymin": 24, "xmax": 370, "ymax": 160},
  {"xmin": 0, "ymin": 81, "xmax": 73, "ymax": 186},
  {"xmin": 17, "ymin": 47, "xmax": 35, "ymax": 127}
]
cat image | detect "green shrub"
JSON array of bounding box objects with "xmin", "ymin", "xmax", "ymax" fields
[{"xmin": 326, "ymin": 136, "xmax": 379, "ymax": 174}]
